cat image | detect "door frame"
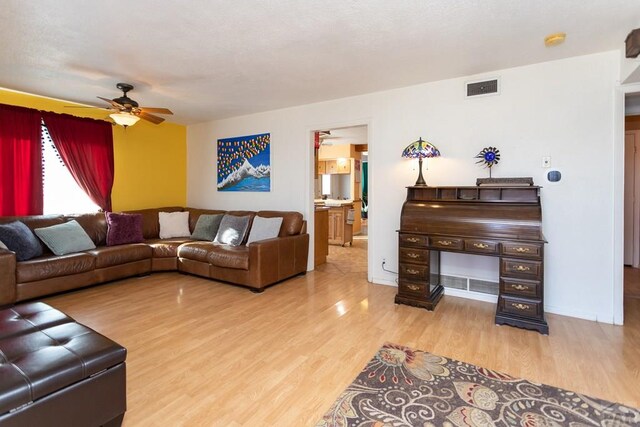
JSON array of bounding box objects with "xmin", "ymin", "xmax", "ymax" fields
[
  {"xmin": 614, "ymin": 82, "xmax": 640, "ymax": 325},
  {"xmin": 624, "ymin": 129, "xmax": 640, "ymax": 267},
  {"xmin": 306, "ymin": 119, "xmax": 373, "ymax": 282}
]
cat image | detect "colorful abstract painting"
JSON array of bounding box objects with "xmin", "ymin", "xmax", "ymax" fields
[{"xmin": 217, "ymin": 133, "xmax": 270, "ymax": 192}]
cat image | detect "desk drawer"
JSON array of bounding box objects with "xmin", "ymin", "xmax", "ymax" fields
[
  {"xmin": 464, "ymin": 239, "xmax": 498, "ymax": 255},
  {"xmin": 399, "ymin": 263, "xmax": 429, "ymax": 281},
  {"xmin": 429, "ymin": 236, "xmax": 463, "ymax": 250},
  {"xmin": 399, "ymin": 247, "xmax": 429, "ymax": 264},
  {"xmin": 398, "ymin": 280, "xmax": 427, "ymax": 297},
  {"xmin": 399, "ymin": 233, "xmax": 428, "ymax": 247},
  {"xmin": 501, "ymin": 242, "xmax": 543, "ymax": 259},
  {"xmin": 498, "ymin": 296, "xmax": 543, "ymax": 319},
  {"xmin": 501, "ymin": 258, "xmax": 542, "ymax": 279},
  {"xmin": 500, "ymin": 278, "xmax": 541, "ymax": 299}
]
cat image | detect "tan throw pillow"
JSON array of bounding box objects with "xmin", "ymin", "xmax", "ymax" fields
[{"xmin": 159, "ymin": 211, "xmax": 190, "ymax": 239}]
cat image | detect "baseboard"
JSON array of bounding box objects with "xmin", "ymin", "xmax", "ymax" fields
[
  {"xmin": 544, "ymin": 305, "xmax": 599, "ymax": 322},
  {"xmin": 371, "ymin": 277, "xmax": 397, "ymax": 287}
]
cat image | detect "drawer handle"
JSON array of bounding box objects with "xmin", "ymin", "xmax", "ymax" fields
[
  {"xmin": 406, "ymin": 253, "xmax": 420, "ymax": 259},
  {"xmin": 406, "ymin": 268, "xmax": 420, "ymax": 275},
  {"xmin": 512, "ymin": 284, "xmax": 528, "ymax": 291},
  {"xmin": 406, "ymin": 237, "xmax": 420, "ymax": 243},
  {"xmin": 513, "ymin": 247, "xmax": 531, "ymax": 253},
  {"xmin": 513, "ymin": 265, "xmax": 531, "ymax": 272},
  {"xmin": 511, "ymin": 303, "xmax": 530, "ymax": 311},
  {"xmin": 406, "ymin": 284, "xmax": 420, "ymax": 291},
  {"xmin": 436, "ymin": 240, "xmax": 453, "ymax": 246},
  {"xmin": 473, "ymin": 243, "xmax": 489, "ymax": 249}
]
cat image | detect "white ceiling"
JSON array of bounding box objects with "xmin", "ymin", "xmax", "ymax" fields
[{"xmin": 1, "ymin": 1, "xmax": 639, "ymax": 125}]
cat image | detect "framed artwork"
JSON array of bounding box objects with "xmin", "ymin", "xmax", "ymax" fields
[{"xmin": 217, "ymin": 133, "xmax": 271, "ymax": 192}]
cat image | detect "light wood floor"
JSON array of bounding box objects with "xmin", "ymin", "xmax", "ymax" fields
[{"xmin": 42, "ymin": 241, "xmax": 640, "ymax": 426}]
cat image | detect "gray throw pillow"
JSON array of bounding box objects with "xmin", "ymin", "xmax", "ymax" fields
[
  {"xmin": 34, "ymin": 220, "xmax": 96, "ymax": 256},
  {"xmin": 0, "ymin": 221, "xmax": 43, "ymax": 261},
  {"xmin": 214, "ymin": 215, "xmax": 251, "ymax": 246},
  {"xmin": 0, "ymin": 239, "xmax": 7, "ymax": 250},
  {"xmin": 246, "ymin": 216, "xmax": 283, "ymax": 244},
  {"xmin": 191, "ymin": 214, "xmax": 224, "ymax": 241}
]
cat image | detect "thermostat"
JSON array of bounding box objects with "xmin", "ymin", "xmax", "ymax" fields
[{"xmin": 546, "ymin": 169, "xmax": 562, "ymax": 183}]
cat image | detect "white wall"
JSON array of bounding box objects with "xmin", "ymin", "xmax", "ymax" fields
[{"xmin": 187, "ymin": 51, "xmax": 620, "ymax": 323}]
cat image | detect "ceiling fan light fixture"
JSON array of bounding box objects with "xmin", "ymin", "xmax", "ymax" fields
[
  {"xmin": 110, "ymin": 112, "xmax": 140, "ymax": 127},
  {"xmin": 544, "ymin": 32, "xmax": 566, "ymax": 47}
]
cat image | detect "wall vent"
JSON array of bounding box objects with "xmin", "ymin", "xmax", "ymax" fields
[
  {"xmin": 441, "ymin": 275, "xmax": 467, "ymax": 290},
  {"xmin": 466, "ymin": 78, "xmax": 499, "ymax": 98}
]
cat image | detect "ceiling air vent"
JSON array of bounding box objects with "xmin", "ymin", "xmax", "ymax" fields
[{"xmin": 466, "ymin": 78, "xmax": 499, "ymax": 98}]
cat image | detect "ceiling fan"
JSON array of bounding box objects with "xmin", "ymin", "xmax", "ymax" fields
[
  {"xmin": 69, "ymin": 83, "xmax": 173, "ymax": 127},
  {"xmin": 318, "ymin": 130, "xmax": 343, "ymax": 146}
]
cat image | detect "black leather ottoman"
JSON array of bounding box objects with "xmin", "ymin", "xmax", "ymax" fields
[{"xmin": 0, "ymin": 302, "xmax": 126, "ymax": 427}]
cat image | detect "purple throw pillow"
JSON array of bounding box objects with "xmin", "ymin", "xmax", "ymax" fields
[{"xmin": 106, "ymin": 212, "xmax": 144, "ymax": 246}]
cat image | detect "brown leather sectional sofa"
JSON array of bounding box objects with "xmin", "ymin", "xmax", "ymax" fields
[{"xmin": 0, "ymin": 207, "xmax": 309, "ymax": 307}]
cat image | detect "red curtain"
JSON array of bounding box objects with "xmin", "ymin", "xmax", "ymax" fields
[
  {"xmin": 0, "ymin": 104, "xmax": 43, "ymax": 216},
  {"xmin": 42, "ymin": 112, "xmax": 114, "ymax": 211}
]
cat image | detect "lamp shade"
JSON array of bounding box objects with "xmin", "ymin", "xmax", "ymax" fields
[
  {"xmin": 402, "ymin": 137, "xmax": 440, "ymax": 186},
  {"xmin": 401, "ymin": 137, "xmax": 440, "ymax": 159},
  {"xmin": 110, "ymin": 112, "xmax": 140, "ymax": 127}
]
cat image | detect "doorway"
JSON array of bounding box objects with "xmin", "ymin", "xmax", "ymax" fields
[
  {"xmin": 623, "ymin": 93, "xmax": 640, "ymax": 310},
  {"xmin": 312, "ymin": 125, "xmax": 369, "ymax": 276}
]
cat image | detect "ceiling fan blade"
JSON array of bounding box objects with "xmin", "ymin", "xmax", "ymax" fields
[
  {"xmin": 97, "ymin": 96, "xmax": 124, "ymax": 109},
  {"xmin": 137, "ymin": 111, "xmax": 165, "ymax": 124},
  {"xmin": 139, "ymin": 107, "xmax": 173, "ymax": 115}
]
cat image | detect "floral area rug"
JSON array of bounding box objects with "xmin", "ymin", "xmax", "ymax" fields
[{"xmin": 316, "ymin": 342, "xmax": 639, "ymax": 426}]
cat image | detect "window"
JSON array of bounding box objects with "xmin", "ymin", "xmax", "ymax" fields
[
  {"xmin": 42, "ymin": 123, "xmax": 99, "ymax": 214},
  {"xmin": 321, "ymin": 174, "xmax": 331, "ymax": 197}
]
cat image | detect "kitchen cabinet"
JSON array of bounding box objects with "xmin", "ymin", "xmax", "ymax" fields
[
  {"xmin": 317, "ymin": 161, "xmax": 326, "ymax": 175},
  {"xmin": 328, "ymin": 204, "xmax": 353, "ymax": 246},
  {"xmin": 322, "ymin": 160, "xmax": 350, "ymax": 175},
  {"xmin": 315, "ymin": 207, "xmax": 329, "ymax": 267}
]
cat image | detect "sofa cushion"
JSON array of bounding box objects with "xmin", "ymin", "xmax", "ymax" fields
[
  {"xmin": 257, "ymin": 211, "xmax": 303, "ymax": 236},
  {"xmin": 159, "ymin": 211, "xmax": 190, "ymax": 239},
  {"xmin": 146, "ymin": 238, "xmax": 194, "ymax": 258},
  {"xmin": 178, "ymin": 242, "xmax": 249, "ymax": 270},
  {"xmin": 0, "ymin": 215, "xmax": 66, "ymax": 255},
  {"xmin": 124, "ymin": 207, "xmax": 183, "ymax": 239},
  {"xmin": 207, "ymin": 244, "xmax": 249, "ymax": 270},
  {"xmin": 88, "ymin": 244, "xmax": 152, "ymax": 269},
  {"xmin": 16, "ymin": 253, "xmax": 96, "ymax": 284},
  {"xmin": 34, "ymin": 220, "xmax": 96, "ymax": 256},
  {"xmin": 214, "ymin": 215, "xmax": 251, "ymax": 246},
  {"xmin": 0, "ymin": 221, "xmax": 43, "ymax": 261},
  {"xmin": 106, "ymin": 212, "xmax": 144, "ymax": 246},
  {"xmin": 177, "ymin": 241, "xmax": 216, "ymax": 263},
  {"xmin": 246, "ymin": 216, "xmax": 283, "ymax": 244},
  {"xmin": 185, "ymin": 208, "xmax": 226, "ymax": 232},
  {"xmin": 191, "ymin": 214, "xmax": 224, "ymax": 241},
  {"xmin": 66, "ymin": 213, "xmax": 108, "ymax": 246}
]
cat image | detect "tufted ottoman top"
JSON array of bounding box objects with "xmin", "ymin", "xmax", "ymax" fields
[{"xmin": 0, "ymin": 302, "xmax": 127, "ymax": 415}]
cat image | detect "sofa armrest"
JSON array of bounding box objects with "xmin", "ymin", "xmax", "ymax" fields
[
  {"xmin": 248, "ymin": 234, "xmax": 309, "ymax": 286},
  {"xmin": 0, "ymin": 249, "xmax": 17, "ymax": 306}
]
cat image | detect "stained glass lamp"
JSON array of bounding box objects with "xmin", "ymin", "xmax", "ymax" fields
[{"xmin": 401, "ymin": 137, "xmax": 440, "ymax": 186}]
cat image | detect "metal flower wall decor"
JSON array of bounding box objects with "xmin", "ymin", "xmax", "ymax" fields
[{"xmin": 475, "ymin": 147, "xmax": 501, "ymax": 177}]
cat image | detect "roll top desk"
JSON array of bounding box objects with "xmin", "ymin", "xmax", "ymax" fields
[{"xmin": 396, "ymin": 185, "xmax": 548, "ymax": 334}]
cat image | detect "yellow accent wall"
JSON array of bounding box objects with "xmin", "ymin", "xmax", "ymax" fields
[{"xmin": 0, "ymin": 88, "xmax": 186, "ymax": 211}]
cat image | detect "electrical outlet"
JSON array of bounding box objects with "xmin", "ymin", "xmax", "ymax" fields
[
  {"xmin": 542, "ymin": 156, "xmax": 551, "ymax": 168},
  {"xmin": 382, "ymin": 258, "xmax": 386, "ymax": 265}
]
